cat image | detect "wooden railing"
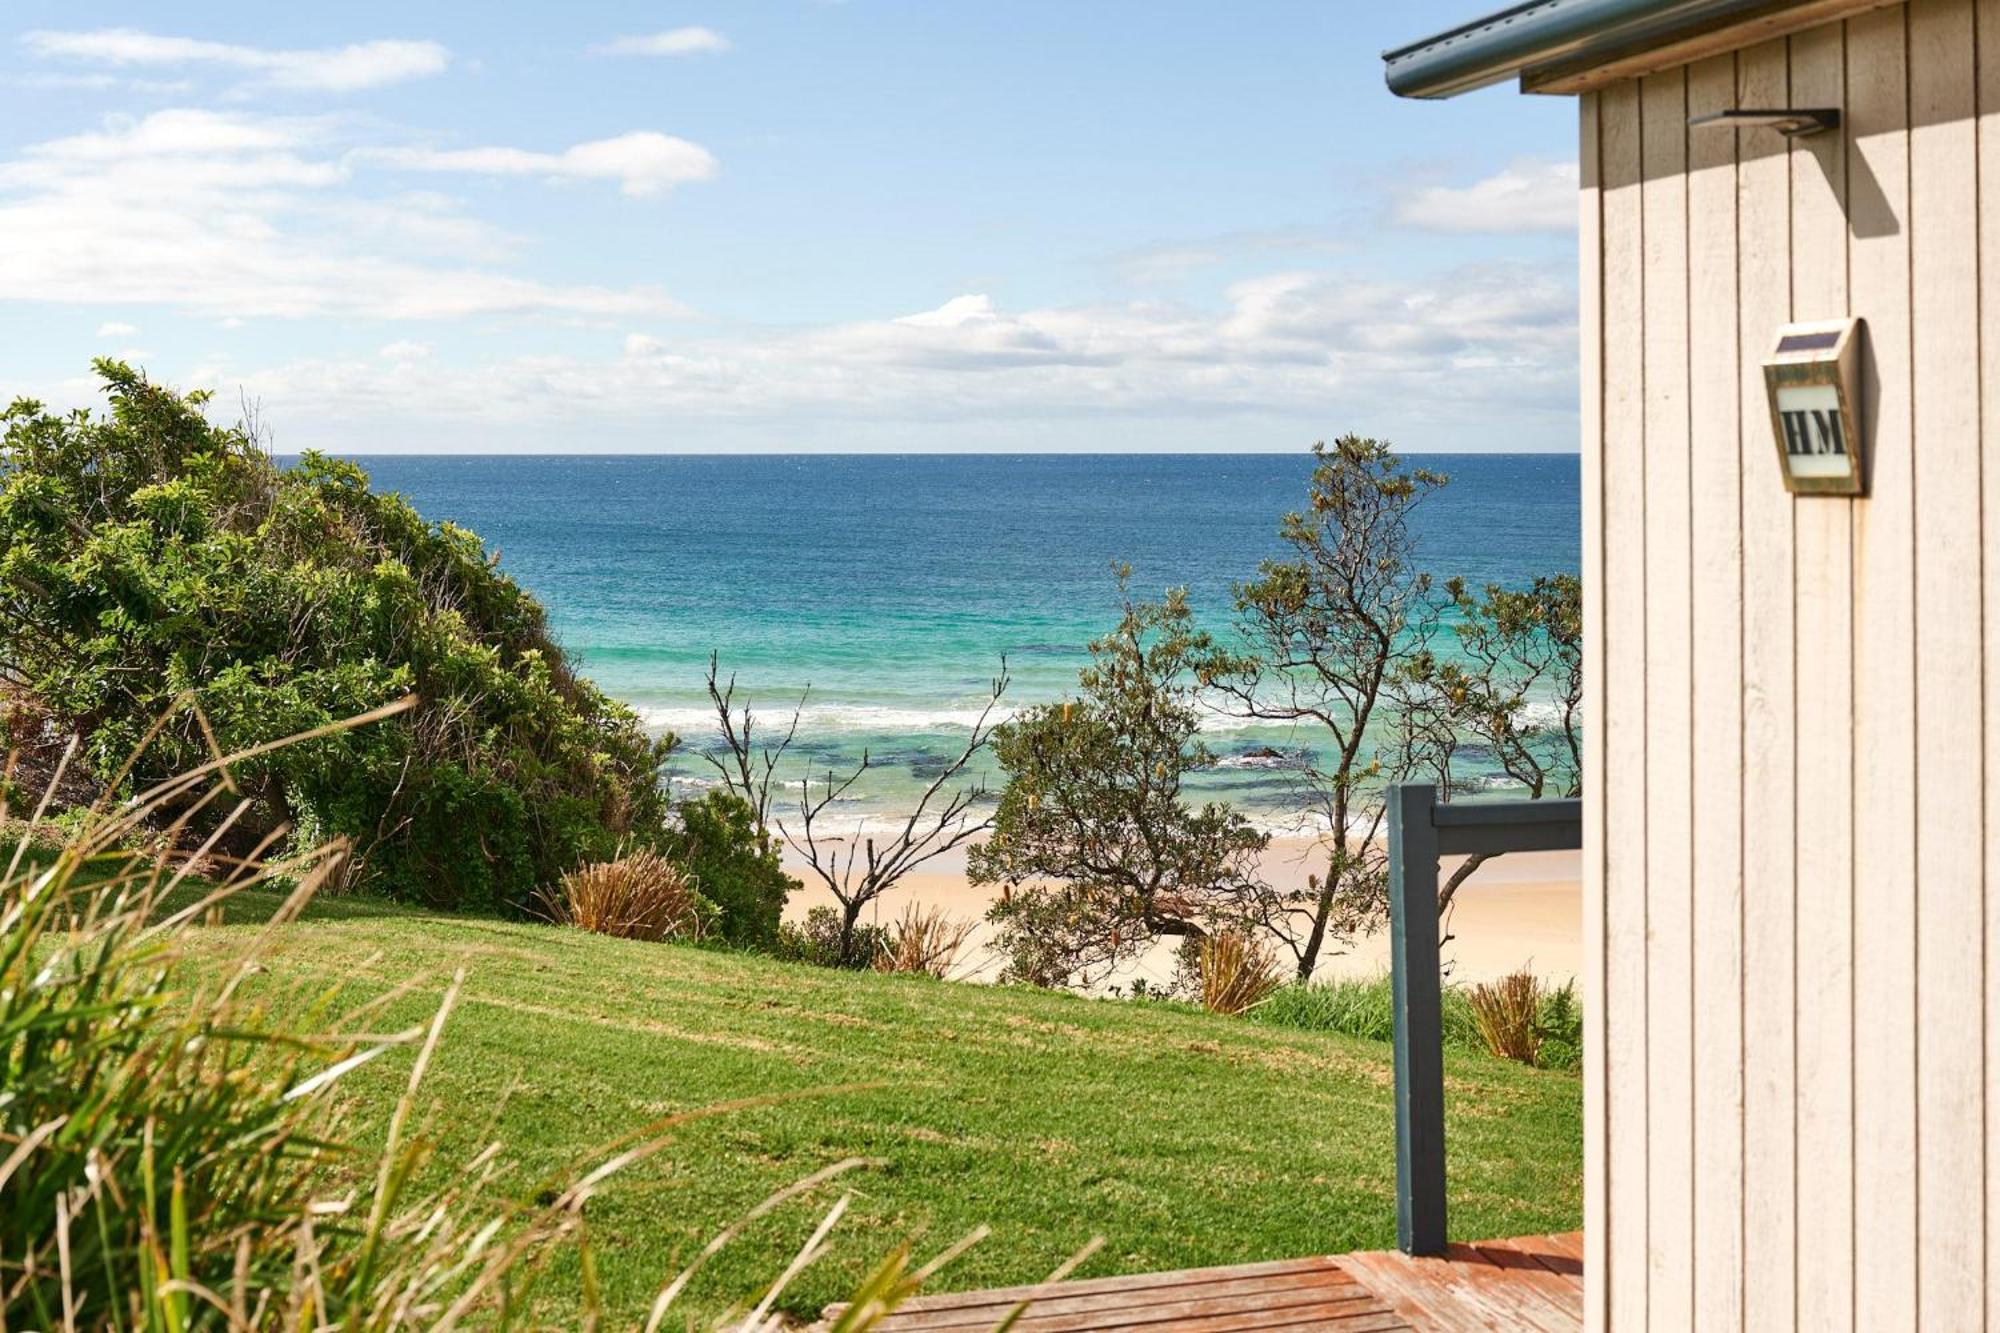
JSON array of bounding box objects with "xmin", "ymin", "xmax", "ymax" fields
[{"xmin": 1385, "ymin": 782, "xmax": 1582, "ymax": 1256}]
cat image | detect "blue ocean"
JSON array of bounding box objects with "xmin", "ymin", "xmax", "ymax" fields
[{"xmin": 344, "ymin": 454, "xmax": 1580, "ymax": 828}]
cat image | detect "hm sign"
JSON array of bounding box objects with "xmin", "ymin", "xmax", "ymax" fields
[
  {"xmin": 1763, "ymin": 318, "xmax": 1865, "ymax": 496},
  {"xmin": 1775, "ymin": 383, "xmax": 1849, "ymax": 477}
]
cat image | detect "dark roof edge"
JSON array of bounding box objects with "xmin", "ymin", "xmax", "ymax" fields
[{"xmin": 1383, "ymin": 0, "xmax": 1799, "ymax": 99}]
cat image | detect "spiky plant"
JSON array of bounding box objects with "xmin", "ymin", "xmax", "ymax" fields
[
  {"xmin": 871, "ymin": 904, "xmax": 975, "ymax": 979},
  {"xmin": 540, "ymin": 849, "xmax": 713, "ymax": 942},
  {"xmin": 1466, "ymin": 968, "xmax": 1545, "ymax": 1066},
  {"xmin": 1196, "ymin": 930, "xmax": 1284, "ymax": 1017}
]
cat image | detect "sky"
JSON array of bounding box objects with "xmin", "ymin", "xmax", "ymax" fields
[{"xmin": 0, "ymin": 3, "xmax": 1580, "ymax": 453}]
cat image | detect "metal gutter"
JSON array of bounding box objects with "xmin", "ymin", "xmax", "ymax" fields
[{"xmin": 1383, "ymin": 0, "xmax": 1807, "ymax": 98}]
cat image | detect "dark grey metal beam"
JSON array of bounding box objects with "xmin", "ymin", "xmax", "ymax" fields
[
  {"xmin": 1384, "ymin": 782, "xmax": 1583, "ymax": 1258},
  {"xmin": 1387, "ymin": 783, "xmax": 1448, "ymax": 1256},
  {"xmin": 1434, "ymin": 796, "xmax": 1581, "ymax": 856}
]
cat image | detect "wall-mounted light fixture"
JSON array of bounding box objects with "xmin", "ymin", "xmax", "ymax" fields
[
  {"xmin": 1689, "ymin": 107, "xmax": 1841, "ymax": 137},
  {"xmin": 1763, "ymin": 317, "xmax": 1865, "ymax": 496}
]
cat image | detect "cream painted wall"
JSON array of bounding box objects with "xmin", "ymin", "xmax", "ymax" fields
[{"xmin": 1580, "ymin": 3, "xmax": 1999, "ymax": 1327}]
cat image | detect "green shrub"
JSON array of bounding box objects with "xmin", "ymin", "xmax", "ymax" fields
[
  {"xmin": 777, "ymin": 904, "xmax": 893, "ymax": 970},
  {"xmin": 1536, "ymin": 979, "xmax": 1583, "ymax": 1071},
  {"xmin": 0, "ymin": 362, "xmax": 678, "ymax": 912},
  {"xmin": 666, "ymin": 790, "xmax": 798, "ymax": 947}
]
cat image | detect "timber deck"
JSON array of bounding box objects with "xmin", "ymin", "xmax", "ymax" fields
[{"xmin": 823, "ymin": 1232, "xmax": 1582, "ymax": 1332}]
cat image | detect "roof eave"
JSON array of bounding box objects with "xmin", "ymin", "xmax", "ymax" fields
[{"xmin": 1384, "ymin": 0, "xmax": 1889, "ymax": 99}]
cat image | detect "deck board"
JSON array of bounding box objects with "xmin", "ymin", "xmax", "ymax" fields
[{"xmin": 822, "ymin": 1233, "xmax": 1581, "ymax": 1332}]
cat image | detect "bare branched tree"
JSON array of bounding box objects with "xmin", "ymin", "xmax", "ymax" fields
[
  {"xmin": 782, "ymin": 666, "xmax": 1009, "ymax": 965},
  {"xmin": 702, "ymin": 651, "xmax": 806, "ymax": 832}
]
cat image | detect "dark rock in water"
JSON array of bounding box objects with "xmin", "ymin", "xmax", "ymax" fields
[{"xmin": 1203, "ymin": 744, "xmax": 1312, "ymax": 773}]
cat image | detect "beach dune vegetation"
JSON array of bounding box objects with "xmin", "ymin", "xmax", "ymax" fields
[{"xmin": 0, "ymin": 362, "xmax": 701, "ymax": 915}]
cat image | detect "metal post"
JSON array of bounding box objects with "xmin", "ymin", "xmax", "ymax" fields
[{"xmin": 1387, "ymin": 782, "xmax": 1447, "ymax": 1256}]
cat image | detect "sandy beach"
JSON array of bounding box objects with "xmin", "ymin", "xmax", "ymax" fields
[{"xmin": 784, "ymin": 835, "xmax": 1581, "ymax": 990}]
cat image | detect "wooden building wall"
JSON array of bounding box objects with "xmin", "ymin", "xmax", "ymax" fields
[{"xmin": 1579, "ymin": 2, "xmax": 2000, "ymax": 1326}]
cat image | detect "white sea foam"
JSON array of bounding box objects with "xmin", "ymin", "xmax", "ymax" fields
[
  {"xmin": 637, "ymin": 702, "xmax": 1016, "ymax": 735},
  {"xmin": 1512, "ymin": 699, "xmax": 1571, "ymax": 729}
]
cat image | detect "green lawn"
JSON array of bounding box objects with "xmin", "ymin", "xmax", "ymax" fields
[{"xmin": 182, "ymin": 894, "xmax": 1581, "ymax": 1325}]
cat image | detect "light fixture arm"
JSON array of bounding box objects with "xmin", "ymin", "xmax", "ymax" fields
[{"xmin": 1688, "ymin": 108, "xmax": 1841, "ymax": 137}]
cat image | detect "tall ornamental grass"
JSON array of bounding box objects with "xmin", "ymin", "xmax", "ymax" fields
[
  {"xmin": 1195, "ymin": 930, "xmax": 1285, "ymax": 1016},
  {"xmin": 541, "ymin": 849, "xmax": 714, "ymax": 942},
  {"xmin": 1, "ymin": 707, "xmax": 1013, "ymax": 1329},
  {"xmin": 1466, "ymin": 970, "xmax": 1544, "ymax": 1065},
  {"xmin": 872, "ymin": 904, "xmax": 975, "ymax": 979}
]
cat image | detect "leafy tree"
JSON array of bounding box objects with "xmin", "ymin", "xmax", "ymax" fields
[
  {"xmin": 1441, "ymin": 574, "xmax": 1582, "ymax": 799},
  {"xmin": 0, "ymin": 362, "xmax": 677, "ymax": 911},
  {"xmin": 1199, "ymin": 437, "xmax": 1447, "ymax": 979},
  {"xmin": 971, "ymin": 579, "xmax": 1267, "ymax": 989},
  {"xmin": 1390, "ymin": 573, "xmax": 1582, "ymax": 917}
]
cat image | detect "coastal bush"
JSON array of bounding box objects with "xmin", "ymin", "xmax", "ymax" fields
[
  {"xmin": 542, "ymin": 848, "xmax": 716, "ymax": 942},
  {"xmin": 664, "ymin": 789, "xmax": 796, "ymax": 948},
  {"xmin": 1252, "ymin": 972, "xmax": 1581, "ymax": 1071},
  {"xmin": 0, "ymin": 362, "xmax": 675, "ymax": 911},
  {"xmin": 1251, "ymin": 974, "xmax": 1485, "ymax": 1052},
  {"xmin": 776, "ymin": 904, "xmax": 893, "ymax": 970},
  {"xmin": 1536, "ymin": 979, "xmax": 1583, "ymax": 1071}
]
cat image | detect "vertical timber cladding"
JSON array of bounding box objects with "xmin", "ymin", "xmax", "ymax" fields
[{"xmin": 1583, "ymin": 3, "xmax": 1997, "ymax": 1328}]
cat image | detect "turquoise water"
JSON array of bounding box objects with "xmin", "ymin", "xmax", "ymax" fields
[{"xmin": 344, "ymin": 454, "xmax": 1580, "ymax": 828}]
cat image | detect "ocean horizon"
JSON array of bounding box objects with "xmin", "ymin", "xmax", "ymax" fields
[{"xmin": 318, "ymin": 452, "xmax": 1581, "ymax": 831}]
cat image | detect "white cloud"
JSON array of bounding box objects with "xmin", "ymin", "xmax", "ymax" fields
[
  {"xmin": 191, "ymin": 263, "xmax": 1575, "ymax": 447},
  {"xmin": 1113, "ymin": 246, "xmax": 1224, "ymax": 287},
  {"xmin": 1394, "ymin": 158, "xmax": 1579, "ymax": 234},
  {"xmin": 96, "ymin": 320, "xmax": 139, "ymax": 337},
  {"xmin": 593, "ymin": 28, "xmax": 731, "ymax": 57},
  {"xmin": 378, "ymin": 339, "xmax": 431, "ymax": 360},
  {"xmin": 0, "ymin": 71, "xmax": 194, "ymax": 94},
  {"xmin": 20, "ymin": 28, "xmax": 450, "ymax": 93},
  {"xmin": 0, "ymin": 110, "xmax": 689, "ymax": 320},
  {"xmin": 366, "ymin": 131, "xmax": 718, "ymax": 197}
]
